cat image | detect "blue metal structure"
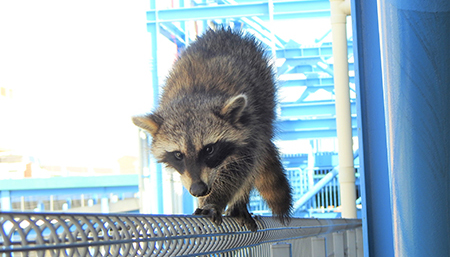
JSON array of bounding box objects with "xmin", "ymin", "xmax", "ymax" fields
[
  {"xmin": 146, "ymin": 1, "xmax": 332, "ymax": 24},
  {"xmin": 144, "ymin": 0, "xmax": 357, "ymax": 217},
  {"xmin": 0, "ymin": 175, "xmax": 139, "ymax": 212},
  {"xmin": 350, "ymin": 0, "xmax": 394, "ymax": 256},
  {"xmin": 352, "ymin": 0, "xmax": 450, "ymax": 256},
  {"xmin": 147, "ymin": 0, "xmax": 164, "ymax": 215},
  {"xmin": 377, "ymin": 0, "xmax": 450, "ymax": 256},
  {"xmin": 0, "ymin": 175, "xmax": 138, "ymax": 197}
]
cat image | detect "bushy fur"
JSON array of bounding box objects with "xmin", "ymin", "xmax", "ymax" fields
[{"xmin": 133, "ymin": 28, "xmax": 292, "ymax": 231}]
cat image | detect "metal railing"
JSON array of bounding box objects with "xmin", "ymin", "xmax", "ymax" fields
[
  {"xmin": 0, "ymin": 212, "xmax": 361, "ymax": 256},
  {"xmin": 251, "ymin": 167, "xmax": 361, "ymax": 218},
  {"xmin": 249, "ymin": 167, "xmax": 310, "ymax": 215}
]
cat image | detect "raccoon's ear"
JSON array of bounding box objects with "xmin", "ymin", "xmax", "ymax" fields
[
  {"xmin": 132, "ymin": 114, "xmax": 162, "ymax": 137},
  {"xmin": 220, "ymin": 94, "xmax": 247, "ymax": 124}
]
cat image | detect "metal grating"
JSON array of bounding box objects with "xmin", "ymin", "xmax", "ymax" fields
[{"xmin": 0, "ymin": 212, "xmax": 361, "ymax": 256}]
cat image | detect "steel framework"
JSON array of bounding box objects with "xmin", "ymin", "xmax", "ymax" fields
[{"xmin": 143, "ymin": 0, "xmax": 357, "ymax": 216}]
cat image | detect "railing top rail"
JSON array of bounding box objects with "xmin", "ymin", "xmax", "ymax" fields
[{"xmin": 0, "ymin": 211, "xmax": 361, "ymax": 256}]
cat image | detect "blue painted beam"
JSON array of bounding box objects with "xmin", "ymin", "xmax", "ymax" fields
[
  {"xmin": 221, "ymin": 0, "xmax": 287, "ymax": 48},
  {"xmin": 278, "ymin": 116, "xmax": 357, "ymax": 131},
  {"xmin": 8, "ymin": 186, "xmax": 139, "ymax": 198},
  {"xmin": 378, "ymin": 0, "xmax": 450, "ymax": 256},
  {"xmin": 280, "ymin": 101, "xmax": 356, "ymax": 118},
  {"xmin": 279, "ymin": 76, "xmax": 335, "ymax": 87},
  {"xmin": 277, "ymin": 57, "xmax": 354, "ymax": 77},
  {"xmin": 276, "ymin": 43, "xmax": 353, "ymax": 58},
  {"xmin": 272, "ymin": 1, "xmax": 330, "ymax": 18},
  {"xmin": 277, "ymin": 47, "xmax": 332, "ymax": 58},
  {"xmin": 182, "ymin": 187, "xmax": 194, "ymax": 214},
  {"xmin": 147, "ymin": 0, "xmax": 330, "ymax": 24},
  {"xmin": 160, "ymin": 23, "xmax": 186, "ymax": 47},
  {"xmin": 280, "ymin": 76, "xmax": 355, "ymax": 87},
  {"xmin": 0, "ymin": 175, "xmax": 139, "ymax": 191},
  {"xmin": 279, "ymin": 57, "xmax": 324, "ymax": 71},
  {"xmin": 281, "ymin": 153, "xmax": 308, "ymax": 168},
  {"xmin": 280, "ymin": 84, "xmax": 334, "ymax": 96},
  {"xmin": 241, "ymin": 18, "xmax": 286, "ymax": 48},
  {"xmin": 351, "ymin": 0, "xmax": 394, "ymax": 255},
  {"xmin": 276, "ymin": 127, "xmax": 358, "ymax": 140},
  {"xmin": 147, "ymin": 1, "xmax": 165, "ymax": 214},
  {"xmin": 0, "ymin": 175, "xmax": 139, "ymax": 198}
]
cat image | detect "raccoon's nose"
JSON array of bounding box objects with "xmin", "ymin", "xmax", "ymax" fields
[{"xmin": 190, "ymin": 182, "xmax": 208, "ymax": 197}]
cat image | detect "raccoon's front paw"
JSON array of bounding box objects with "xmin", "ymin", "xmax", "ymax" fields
[
  {"xmin": 240, "ymin": 215, "xmax": 257, "ymax": 232},
  {"xmin": 226, "ymin": 208, "xmax": 257, "ymax": 232},
  {"xmin": 194, "ymin": 204, "xmax": 223, "ymax": 226}
]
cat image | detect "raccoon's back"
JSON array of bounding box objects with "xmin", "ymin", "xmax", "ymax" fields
[
  {"xmin": 184, "ymin": 29, "xmax": 268, "ymax": 64},
  {"xmin": 162, "ymin": 28, "xmax": 277, "ymax": 135}
]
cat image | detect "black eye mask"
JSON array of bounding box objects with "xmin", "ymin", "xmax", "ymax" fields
[
  {"xmin": 200, "ymin": 141, "xmax": 236, "ymax": 168},
  {"xmin": 161, "ymin": 151, "xmax": 186, "ymax": 174}
]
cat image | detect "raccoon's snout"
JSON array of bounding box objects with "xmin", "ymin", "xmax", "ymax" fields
[{"xmin": 190, "ymin": 181, "xmax": 209, "ymax": 197}]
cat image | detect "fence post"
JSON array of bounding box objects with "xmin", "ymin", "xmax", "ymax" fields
[
  {"xmin": 332, "ymin": 232, "xmax": 345, "ymax": 257},
  {"xmin": 271, "ymin": 242, "xmax": 291, "ymax": 257},
  {"xmin": 311, "ymin": 237, "xmax": 326, "ymax": 257},
  {"xmin": 345, "ymin": 230, "xmax": 356, "ymax": 257},
  {"xmin": 100, "ymin": 196, "xmax": 109, "ymax": 213},
  {"xmin": 1, "ymin": 190, "xmax": 11, "ymax": 211},
  {"xmin": 356, "ymin": 227, "xmax": 363, "ymax": 257}
]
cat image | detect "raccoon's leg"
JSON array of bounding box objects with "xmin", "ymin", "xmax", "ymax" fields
[
  {"xmin": 194, "ymin": 198, "xmax": 225, "ymax": 226},
  {"xmin": 194, "ymin": 162, "xmax": 251, "ymax": 227},
  {"xmin": 225, "ymin": 193, "xmax": 257, "ymax": 232},
  {"xmin": 194, "ymin": 179, "xmax": 239, "ymax": 226},
  {"xmin": 254, "ymin": 144, "xmax": 293, "ymax": 224}
]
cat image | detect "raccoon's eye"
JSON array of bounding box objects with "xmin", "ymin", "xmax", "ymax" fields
[
  {"xmin": 173, "ymin": 151, "xmax": 184, "ymax": 160},
  {"xmin": 204, "ymin": 144, "xmax": 215, "ymax": 155}
]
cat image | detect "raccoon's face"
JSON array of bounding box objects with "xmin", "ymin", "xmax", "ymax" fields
[{"xmin": 132, "ymin": 94, "xmax": 249, "ymax": 197}]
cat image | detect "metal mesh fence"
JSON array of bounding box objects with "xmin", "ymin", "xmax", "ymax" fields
[{"xmin": 0, "ymin": 212, "xmax": 361, "ymax": 256}]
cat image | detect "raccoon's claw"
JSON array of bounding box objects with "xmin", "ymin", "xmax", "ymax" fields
[
  {"xmin": 226, "ymin": 208, "xmax": 258, "ymax": 232},
  {"xmin": 194, "ymin": 205, "xmax": 223, "ymax": 226},
  {"xmin": 241, "ymin": 216, "xmax": 257, "ymax": 232},
  {"xmin": 252, "ymin": 214, "xmax": 262, "ymax": 220}
]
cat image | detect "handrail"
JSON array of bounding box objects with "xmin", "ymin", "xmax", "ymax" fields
[
  {"xmin": 0, "ymin": 212, "xmax": 361, "ymax": 256},
  {"xmin": 293, "ymin": 166, "xmax": 339, "ymax": 211},
  {"xmin": 293, "ymin": 150, "xmax": 359, "ymax": 212}
]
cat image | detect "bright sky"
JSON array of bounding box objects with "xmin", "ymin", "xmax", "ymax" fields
[
  {"xmin": 0, "ymin": 1, "xmax": 154, "ymax": 167},
  {"xmin": 0, "ymin": 1, "xmax": 348, "ymax": 168}
]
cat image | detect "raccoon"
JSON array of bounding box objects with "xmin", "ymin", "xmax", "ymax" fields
[{"xmin": 132, "ymin": 28, "xmax": 292, "ymax": 231}]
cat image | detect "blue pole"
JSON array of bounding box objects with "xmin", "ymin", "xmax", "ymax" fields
[
  {"xmin": 351, "ymin": 1, "xmax": 394, "ymax": 256},
  {"xmin": 378, "ymin": 1, "xmax": 450, "ymax": 256},
  {"xmin": 182, "ymin": 187, "xmax": 194, "ymax": 214},
  {"xmin": 148, "ymin": 0, "xmax": 164, "ymax": 214}
]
